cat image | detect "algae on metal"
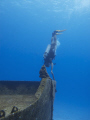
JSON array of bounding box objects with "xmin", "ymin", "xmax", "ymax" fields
[{"xmin": 0, "ymin": 65, "xmax": 56, "ymax": 120}]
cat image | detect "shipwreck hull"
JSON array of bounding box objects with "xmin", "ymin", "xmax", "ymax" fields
[{"xmin": 0, "ymin": 66, "xmax": 56, "ymax": 120}]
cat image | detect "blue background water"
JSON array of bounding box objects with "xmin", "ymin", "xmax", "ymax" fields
[{"xmin": 0, "ymin": 0, "xmax": 90, "ymax": 120}]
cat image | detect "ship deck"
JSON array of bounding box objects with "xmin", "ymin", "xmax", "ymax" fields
[
  {"xmin": 0, "ymin": 81, "xmax": 40, "ymax": 117},
  {"xmin": 0, "ymin": 95, "xmax": 37, "ymax": 116}
]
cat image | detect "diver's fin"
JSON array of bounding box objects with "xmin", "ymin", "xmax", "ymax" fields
[
  {"xmin": 55, "ymin": 29, "xmax": 66, "ymax": 32},
  {"xmin": 52, "ymin": 29, "xmax": 66, "ymax": 37},
  {"xmin": 56, "ymin": 33, "xmax": 62, "ymax": 35}
]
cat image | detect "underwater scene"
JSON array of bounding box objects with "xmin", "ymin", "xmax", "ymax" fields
[{"xmin": 0, "ymin": 0, "xmax": 90, "ymax": 120}]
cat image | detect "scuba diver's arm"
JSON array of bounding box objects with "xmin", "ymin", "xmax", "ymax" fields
[
  {"xmin": 51, "ymin": 62, "xmax": 53, "ymax": 73},
  {"xmin": 51, "ymin": 62, "xmax": 55, "ymax": 80}
]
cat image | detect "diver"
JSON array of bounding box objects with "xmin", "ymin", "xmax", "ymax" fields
[{"xmin": 43, "ymin": 30, "xmax": 66, "ymax": 80}]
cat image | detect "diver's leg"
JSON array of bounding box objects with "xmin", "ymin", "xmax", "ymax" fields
[
  {"xmin": 54, "ymin": 35, "xmax": 57, "ymax": 54},
  {"xmin": 51, "ymin": 31, "xmax": 55, "ymax": 44},
  {"xmin": 51, "ymin": 31, "xmax": 57, "ymax": 44},
  {"xmin": 51, "ymin": 37, "xmax": 54, "ymax": 44},
  {"xmin": 54, "ymin": 34, "xmax": 57, "ymax": 43}
]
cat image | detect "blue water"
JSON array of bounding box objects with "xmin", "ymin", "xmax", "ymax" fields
[{"xmin": 0, "ymin": 0, "xmax": 90, "ymax": 120}]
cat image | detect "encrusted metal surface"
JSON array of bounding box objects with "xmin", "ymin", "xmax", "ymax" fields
[
  {"xmin": 0, "ymin": 65, "xmax": 56, "ymax": 120},
  {"xmin": 0, "ymin": 95, "xmax": 37, "ymax": 117}
]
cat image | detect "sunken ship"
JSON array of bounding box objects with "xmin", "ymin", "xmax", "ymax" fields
[{"xmin": 0, "ymin": 65, "xmax": 56, "ymax": 120}]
